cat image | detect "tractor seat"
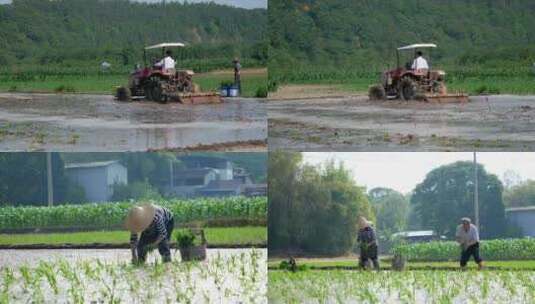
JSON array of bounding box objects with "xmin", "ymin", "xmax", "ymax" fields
[
  {"xmin": 414, "ymin": 68, "xmax": 429, "ymax": 76},
  {"xmin": 163, "ymin": 68, "xmax": 176, "ymax": 75},
  {"xmin": 177, "ymin": 69, "xmax": 195, "ymax": 76}
]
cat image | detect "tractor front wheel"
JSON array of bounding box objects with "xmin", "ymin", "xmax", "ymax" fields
[
  {"xmin": 400, "ymin": 78, "xmax": 417, "ymax": 101},
  {"xmin": 116, "ymin": 86, "xmax": 131, "ymax": 102},
  {"xmin": 152, "ymin": 83, "xmax": 167, "ymax": 104},
  {"xmin": 368, "ymin": 84, "xmax": 386, "ymax": 101}
]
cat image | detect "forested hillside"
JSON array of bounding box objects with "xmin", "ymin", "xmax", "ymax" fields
[
  {"xmin": 0, "ymin": 0, "xmax": 267, "ymax": 70},
  {"xmin": 269, "ymin": 0, "xmax": 535, "ymax": 88}
]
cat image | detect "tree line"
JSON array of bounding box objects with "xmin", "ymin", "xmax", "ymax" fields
[
  {"xmin": 0, "ymin": 0, "xmax": 267, "ymax": 70},
  {"xmin": 269, "ymin": 0, "xmax": 535, "ymax": 78},
  {"xmin": 0, "ymin": 152, "xmax": 267, "ymax": 206},
  {"xmin": 269, "ymin": 152, "xmax": 528, "ymax": 256}
]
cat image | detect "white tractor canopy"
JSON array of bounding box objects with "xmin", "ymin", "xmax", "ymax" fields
[
  {"xmin": 397, "ymin": 43, "xmax": 437, "ymax": 51},
  {"xmin": 145, "ymin": 42, "xmax": 186, "ymax": 50}
]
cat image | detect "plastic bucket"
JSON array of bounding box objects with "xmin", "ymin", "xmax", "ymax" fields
[
  {"xmin": 220, "ymin": 86, "xmax": 229, "ymax": 97},
  {"xmin": 228, "ymin": 86, "xmax": 239, "ymax": 97}
]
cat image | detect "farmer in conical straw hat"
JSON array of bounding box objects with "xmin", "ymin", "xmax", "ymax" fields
[
  {"xmin": 357, "ymin": 216, "xmax": 379, "ymax": 270},
  {"xmin": 125, "ymin": 203, "xmax": 174, "ymax": 264},
  {"xmin": 455, "ymin": 217, "xmax": 484, "ymax": 270}
]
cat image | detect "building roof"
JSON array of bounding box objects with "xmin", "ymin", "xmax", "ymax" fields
[
  {"xmin": 392, "ymin": 230, "xmax": 436, "ymax": 238},
  {"xmin": 201, "ymin": 180, "xmax": 243, "ymax": 192},
  {"xmin": 145, "ymin": 42, "xmax": 185, "ymax": 50},
  {"xmin": 398, "ymin": 43, "xmax": 437, "ymax": 50},
  {"xmin": 174, "ymin": 168, "xmax": 215, "ymax": 179},
  {"xmin": 65, "ymin": 160, "xmax": 120, "ymax": 169},
  {"xmin": 505, "ymin": 206, "xmax": 535, "ymax": 212},
  {"xmin": 178, "ymin": 155, "xmax": 231, "ymax": 169}
]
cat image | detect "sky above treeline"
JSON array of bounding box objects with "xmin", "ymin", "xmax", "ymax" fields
[
  {"xmin": 304, "ymin": 152, "xmax": 535, "ymax": 194},
  {"xmin": 0, "ymin": 0, "xmax": 267, "ymax": 9}
]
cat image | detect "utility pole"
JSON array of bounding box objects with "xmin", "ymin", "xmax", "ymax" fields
[
  {"xmin": 46, "ymin": 152, "xmax": 54, "ymax": 207},
  {"xmin": 473, "ymin": 152, "xmax": 479, "ymax": 229},
  {"xmin": 169, "ymin": 159, "xmax": 174, "ymax": 189}
]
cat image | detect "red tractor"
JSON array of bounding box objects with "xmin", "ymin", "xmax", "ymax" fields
[
  {"xmin": 369, "ymin": 43, "xmax": 468, "ymax": 102},
  {"xmin": 116, "ymin": 42, "xmax": 220, "ymax": 104}
]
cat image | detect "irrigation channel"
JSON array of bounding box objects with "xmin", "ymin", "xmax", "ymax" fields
[
  {"xmin": 0, "ymin": 93, "xmax": 267, "ymax": 151},
  {"xmin": 0, "ymin": 248, "xmax": 267, "ymax": 303},
  {"xmin": 268, "ymin": 94, "xmax": 535, "ymax": 151}
]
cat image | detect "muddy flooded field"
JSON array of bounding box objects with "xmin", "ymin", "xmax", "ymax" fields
[
  {"xmin": 0, "ymin": 93, "xmax": 267, "ymax": 151},
  {"xmin": 0, "ymin": 248, "xmax": 266, "ymax": 303},
  {"xmin": 268, "ymin": 95, "xmax": 535, "ymax": 151}
]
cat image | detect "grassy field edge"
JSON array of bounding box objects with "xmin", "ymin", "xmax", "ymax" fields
[{"xmin": 0, "ymin": 226, "xmax": 266, "ymax": 246}]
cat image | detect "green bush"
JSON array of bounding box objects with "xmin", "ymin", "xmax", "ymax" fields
[
  {"xmin": 111, "ymin": 181, "xmax": 162, "ymax": 201},
  {"xmin": 392, "ymin": 238, "xmax": 535, "ymax": 261},
  {"xmin": 0, "ymin": 196, "xmax": 267, "ymax": 230},
  {"xmin": 255, "ymin": 86, "xmax": 268, "ymax": 98},
  {"xmin": 54, "ymin": 85, "xmax": 76, "ymax": 93}
]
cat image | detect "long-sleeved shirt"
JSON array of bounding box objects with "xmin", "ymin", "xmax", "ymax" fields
[
  {"xmin": 130, "ymin": 207, "xmax": 173, "ymax": 248},
  {"xmin": 455, "ymin": 224, "xmax": 480, "ymax": 250},
  {"xmin": 411, "ymin": 56, "xmax": 429, "ymax": 70},
  {"xmin": 357, "ymin": 226, "xmax": 377, "ymax": 245}
]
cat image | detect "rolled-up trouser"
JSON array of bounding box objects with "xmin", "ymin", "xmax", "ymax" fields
[
  {"xmin": 460, "ymin": 242, "xmax": 482, "ymax": 267},
  {"xmin": 359, "ymin": 244, "xmax": 379, "ymax": 269},
  {"xmin": 137, "ymin": 217, "xmax": 174, "ymax": 262}
]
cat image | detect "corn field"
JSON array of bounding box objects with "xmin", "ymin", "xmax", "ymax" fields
[
  {"xmin": 0, "ymin": 196, "xmax": 267, "ymax": 230},
  {"xmin": 392, "ymin": 238, "xmax": 535, "ymax": 261}
]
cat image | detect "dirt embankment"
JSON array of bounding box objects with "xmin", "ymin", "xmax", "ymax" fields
[{"xmin": 269, "ymin": 84, "xmax": 362, "ymax": 100}]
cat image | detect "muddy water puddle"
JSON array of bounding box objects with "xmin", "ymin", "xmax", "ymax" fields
[
  {"xmin": 268, "ymin": 95, "xmax": 535, "ymax": 151},
  {"xmin": 0, "ymin": 93, "xmax": 267, "ymax": 151}
]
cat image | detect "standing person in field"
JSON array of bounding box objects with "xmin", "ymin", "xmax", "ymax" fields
[
  {"xmin": 233, "ymin": 57, "xmax": 242, "ymax": 93},
  {"xmin": 357, "ymin": 216, "xmax": 379, "ymax": 270},
  {"xmin": 455, "ymin": 217, "xmax": 484, "ymax": 270},
  {"xmin": 125, "ymin": 203, "xmax": 174, "ymax": 264},
  {"xmin": 411, "ymin": 51, "xmax": 429, "ymax": 71}
]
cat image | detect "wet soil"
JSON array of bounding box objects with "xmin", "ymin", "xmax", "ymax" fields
[
  {"xmin": 268, "ymin": 95, "xmax": 535, "ymax": 151},
  {"xmin": 0, "ymin": 93, "xmax": 267, "ymax": 151}
]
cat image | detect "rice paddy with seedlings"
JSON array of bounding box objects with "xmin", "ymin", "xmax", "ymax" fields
[
  {"xmin": 0, "ymin": 248, "xmax": 266, "ymax": 303},
  {"xmin": 268, "ymin": 269, "xmax": 535, "ymax": 303}
]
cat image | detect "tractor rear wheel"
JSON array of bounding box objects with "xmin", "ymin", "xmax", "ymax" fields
[
  {"xmin": 368, "ymin": 84, "xmax": 386, "ymax": 101},
  {"xmin": 400, "ymin": 78, "xmax": 417, "ymax": 101},
  {"xmin": 144, "ymin": 83, "xmax": 154, "ymax": 101}
]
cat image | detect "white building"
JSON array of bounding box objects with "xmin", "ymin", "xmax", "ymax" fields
[{"xmin": 65, "ymin": 160, "xmax": 127, "ymax": 202}]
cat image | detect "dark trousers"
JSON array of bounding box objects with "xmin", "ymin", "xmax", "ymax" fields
[
  {"xmin": 460, "ymin": 242, "xmax": 482, "ymax": 267},
  {"xmin": 359, "ymin": 244, "xmax": 379, "ymax": 269},
  {"xmin": 137, "ymin": 217, "xmax": 174, "ymax": 262}
]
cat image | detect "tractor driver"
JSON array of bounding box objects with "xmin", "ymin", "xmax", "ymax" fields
[
  {"xmin": 154, "ymin": 50, "xmax": 176, "ymax": 72},
  {"xmin": 411, "ymin": 51, "xmax": 429, "ymax": 71}
]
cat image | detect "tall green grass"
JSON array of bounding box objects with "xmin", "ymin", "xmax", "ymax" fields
[{"xmin": 269, "ymin": 65, "xmax": 535, "ymax": 95}]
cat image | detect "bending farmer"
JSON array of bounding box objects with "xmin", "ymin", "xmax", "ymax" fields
[
  {"xmin": 125, "ymin": 203, "xmax": 175, "ymax": 264},
  {"xmin": 455, "ymin": 217, "xmax": 484, "ymax": 270},
  {"xmin": 357, "ymin": 216, "xmax": 379, "ymax": 270}
]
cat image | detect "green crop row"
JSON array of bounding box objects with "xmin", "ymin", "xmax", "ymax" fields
[
  {"xmin": 392, "ymin": 238, "xmax": 535, "ymax": 261},
  {"xmin": 0, "ymin": 196, "xmax": 266, "ymax": 230},
  {"xmin": 269, "ymin": 64, "xmax": 534, "ymax": 85}
]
